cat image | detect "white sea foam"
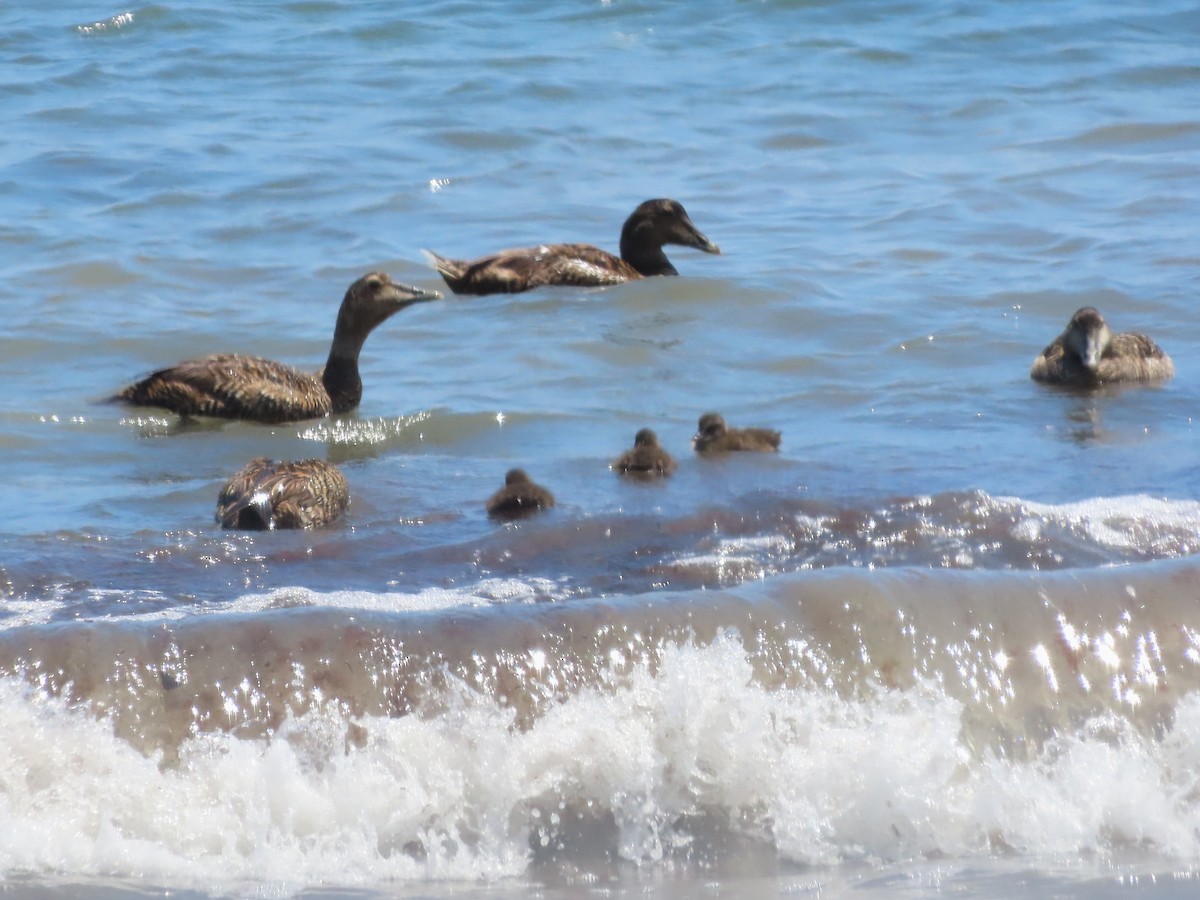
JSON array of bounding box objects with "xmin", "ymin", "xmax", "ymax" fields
[
  {"xmin": 75, "ymin": 11, "xmax": 134, "ymax": 35},
  {"xmin": 998, "ymin": 495, "xmax": 1200, "ymax": 554},
  {"xmin": 218, "ymin": 577, "xmax": 570, "ymax": 616},
  {"xmin": 0, "ymin": 579, "xmax": 572, "ymax": 634},
  {"xmin": 664, "ymin": 534, "xmax": 795, "ymax": 580},
  {"xmin": 5, "ymin": 631, "xmax": 1200, "ymax": 895}
]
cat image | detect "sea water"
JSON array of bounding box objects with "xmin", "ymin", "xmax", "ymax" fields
[{"xmin": 1, "ymin": 1, "xmax": 1199, "ymax": 896}]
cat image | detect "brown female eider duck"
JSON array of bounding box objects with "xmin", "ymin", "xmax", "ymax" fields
[
  {"xmin": 614, "ymin": 428, "xmax": 677, "ymax": 477},
  {"xmin": 486, "ymin": 468, "xmax": 555, "ymax": 519},
  {"xmin": 423, "ymin": 198, "xmax": 720, "ymax": 295},
  {"xmin": 217, "ymin": 457, "xmax": 349, "ymax": 530},
  {"xmin": 115, "ymin": 273, "xmax": 439, "ymax": 424},
  {"xmin": 693, "ymin": 412, "xmax": 781, "ymax": 453},
  {"xmin": 1031, "ymin": 306, "xmax": 1174, "ymax": 386}
]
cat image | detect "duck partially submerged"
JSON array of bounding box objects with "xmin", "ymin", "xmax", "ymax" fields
[
  {"xmin": 217, "ymin": 457, "xmax": 349, "ymax": 530},
  {"xmin": 1031, "ymin": 306, "xmax": 1174, "ymax": 386},
  {"xmin": 115, "ymin": 273, "xmax": 439, "ymax": 424},
  {"xmin": 693, "ymin": 412, "xmax": 781, "ymax": 453},
  {"xmin": 486, "ymin": 468, "xmax": 555, "ymax": 520},
  {"xmin": 614, "ymin": 428, "xmax": 677, "ymax": 477},
  {"xmin": 424, "ymin": 198, "xmax": 720, "ymax": 295}
]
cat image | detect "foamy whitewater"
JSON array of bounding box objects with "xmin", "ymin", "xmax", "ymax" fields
[
  {"xmin": 8, "ymin": 560, "xmax": 1200, "ymax": 897},
  {"xmin": 3, "ymin": 1, "xmax": 1200, "ymax": 897}
]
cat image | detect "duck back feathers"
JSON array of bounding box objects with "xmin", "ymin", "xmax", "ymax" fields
[
  {"xmin": 120, "ymin": 354, "xmax": 334, "ymax": 423},
  {"xmin": 424, "ymin": 244, "xmax": 637, "ymax": 295},
  {"xmin": 217, "ymin": 457, "xmax": 349, "ymax": 530},
  {"xmin": 1031, "ymin": 306, "xmax": 1174, "ymax": 386},
  {"xmin": 425, "ymin": 198, "xmax": 719, "ymax": 296}
]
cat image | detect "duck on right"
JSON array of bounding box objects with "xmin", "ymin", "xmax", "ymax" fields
[
  {"xmin": 1030, "ymin": 306, "xmax": 1174, "ymax": 386},
  {"xmin": 692, "ymin": 412, "xmax": 781, "ymax": 454}
]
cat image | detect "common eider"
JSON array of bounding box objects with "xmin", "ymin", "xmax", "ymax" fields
[
  {"xmin": 614, "ymin": 428, "xmax": 677, "ymax": 477},
  {"xmin": 486, "ymin": 468, "xmax": 555, "ymax": 519},
  {"xmin": 423, "ymin": 198, "xmax": 720, "ymax": 295},
  {"xmin": 217, "ymin": 457, "xmax": 349, "ymax": 530},
  {"xmin": 1031, "ymin": 306, "xmax": 1174, "ymax": 386},
  {"xmin": 693, "ymin": 412, "xmax": 781, "ymax": 453},
  {"xmin": 115, "ymin": 273, "xmax": 439, "ymax": 424}
]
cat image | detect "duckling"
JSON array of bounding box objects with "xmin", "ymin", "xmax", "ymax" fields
[
  {"xmin": 116, "ymin": 273, "xmax": 439, "ymax": 423},
  {"xmin": 692, "ymin": 412, "xmax": 781, "ymax": 453},
  {"xmin": 216, "ymin": 457, "xmax": 349, "ymax": 530},
  {"xmin": 1031, "ymin": 306, "xmax": 1174, "ymax": 386},
  {"xmin": 614, "ymin": 428, "xmax": 677, "ymax": 477},
  {"xmin": 424, "ymin": 198, "xmax": 720, "ymax": 295},
  {"xmin": 486, "ymin": 468, "xmax": 555, "ymax": 519}
]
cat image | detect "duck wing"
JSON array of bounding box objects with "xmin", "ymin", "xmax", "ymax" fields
[
  {"xmin": 528, "ymin": 244, "xmax": 641, "ymax": 287},
  {"xmin": 1110, "ymin": 332, "xmax": 1169, "ymax": 361},
  {"xmin": 119, "ymin": 354, "xmax": 331, "ymax": 423},
  {"xmin": 1030, "ymin": 336, "xmax": 1077, "ymax": 383},
  {"xmin": 1098, "ymin": 333, "xmax": 1175, "ymax": 381},
  {"xmin": 732, "ymin": 428, "xmax": 782, "ymax": 451}
]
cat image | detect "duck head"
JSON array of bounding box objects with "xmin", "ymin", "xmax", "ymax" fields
[{"xmin": 1063, "ymin": 306, "xmax": 1113, "ymax": 372}]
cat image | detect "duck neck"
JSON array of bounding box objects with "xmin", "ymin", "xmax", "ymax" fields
[
  {"xmin": 321, "ymin": 331, "xmax": 365, "ymax": 414},
  {"xmin": 620, "ymin": 237, "xmax": 677, "ymax": 276}
]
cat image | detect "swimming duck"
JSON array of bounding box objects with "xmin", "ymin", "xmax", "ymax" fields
[
  {"xmin": 1031, "ymin": 306, "xmax": 1174, "ymax": 386},
  {"xmin": 614, "ymin": 428, "xmax": 678, "ymax": 477},
  {"xmin": 423, "ymin": 198, "xmax": 720, "ymax": 295},
  {"xmin": 693, "ymin": 412, "xmax": 781, "ymax": 453},
  {"xmin": 216, "ymin": 457, "xmax": 349, "ymax": 530},
  {"xmin": 115, "ymin": 273, "xmax": 439, "ymax": 424},
  {"xmin": 486, "ymin": 468, "xmax": 555, "ymax": 519}
]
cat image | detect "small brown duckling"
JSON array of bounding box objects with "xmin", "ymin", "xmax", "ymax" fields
[
  {"xmin": 217, "ymin": 457, "xmax": 349, "ymax": 530},
  {"xmin": 1031, "ymin": 306, "xmax": 1174, "ymax": 386},
  {"xmin": 424, "ymin": 198, "xmax": 720, "ymax": 295},
  {"xmin": 614, "ymin": 428, "xmax": 677, "ymax": 477},
  {"xmin": 693, "ymin": 412, "xmax": 781, "ymax": 453},
  {"xmin": 486, "ymin": 468, "xmax": 555, "ymax": 520}
]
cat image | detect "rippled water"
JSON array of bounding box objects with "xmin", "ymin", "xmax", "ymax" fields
[{"xmin": 2, "ymin": 1, "xmax": 1199, "ymax": 897}]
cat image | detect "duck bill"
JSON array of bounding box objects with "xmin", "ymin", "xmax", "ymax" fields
[
  {"xmin": 384, "ymin": 283, "xmax": 442, "ymax": 311},
  {"xmin": 396, "ymin": 283, "xmax": 442, "ymax": 303},
  {"xmin": 672, "ymin": 210, "xmax": 721, "ymax": 255},
  {"xmin": 687, "ymin": 227, "xmax": 721, "ymax": 255}
]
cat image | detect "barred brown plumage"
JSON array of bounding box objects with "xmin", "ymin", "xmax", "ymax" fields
[{"xmin": 216, "ymin": 457, "xmax": 349, "ymax": 530}]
